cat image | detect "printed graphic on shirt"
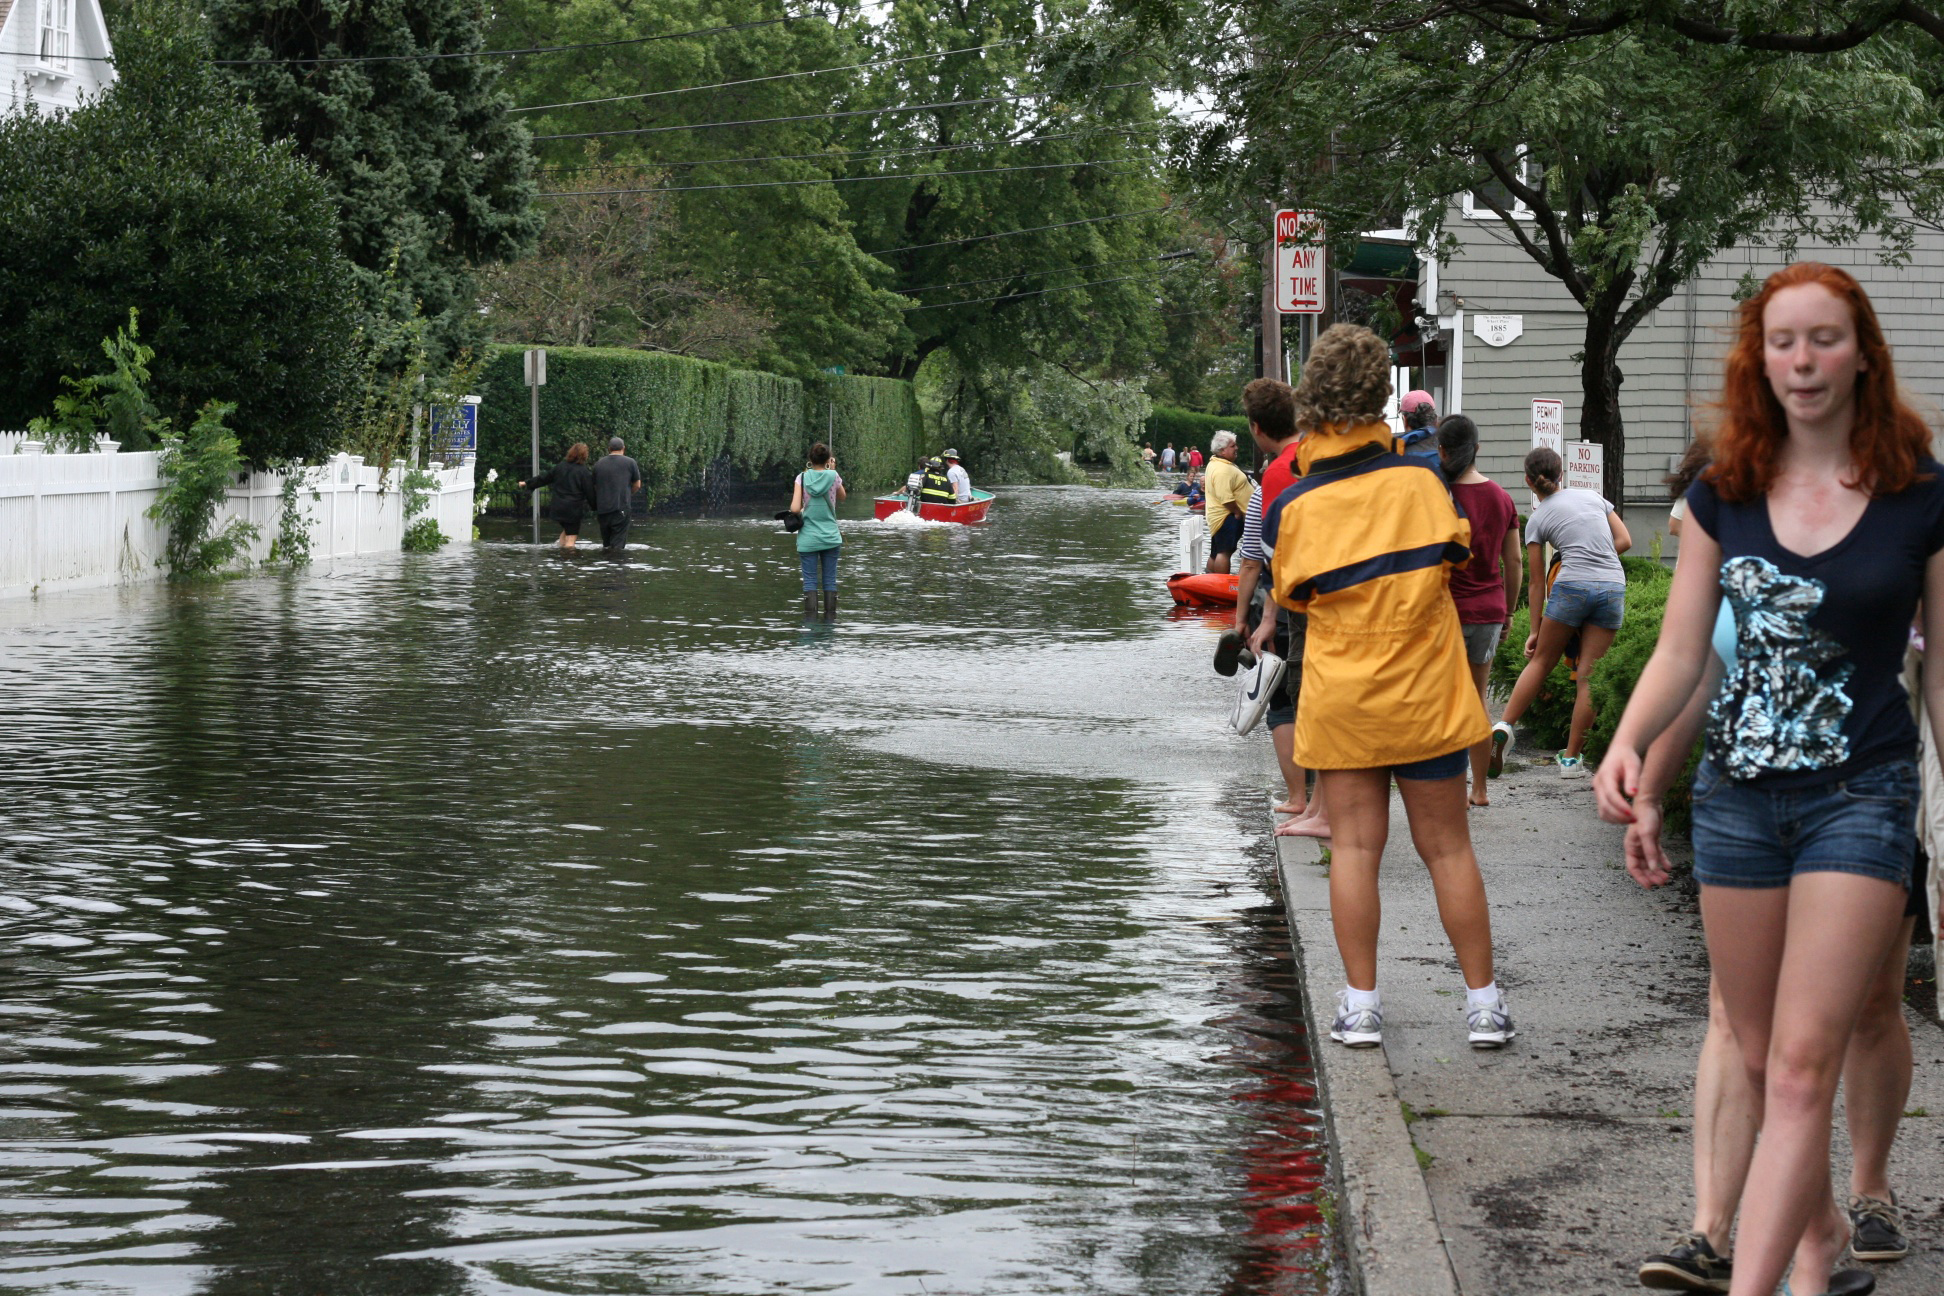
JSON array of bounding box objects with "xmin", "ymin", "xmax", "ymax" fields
[{"xmin": 1707, "ymin": 556, "xmax": 1854, "ymax": 779}]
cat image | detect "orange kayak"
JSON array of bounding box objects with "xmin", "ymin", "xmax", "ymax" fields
[{"xmin": 1166, "ymin": 571, "xmax": 1240, "ymax": 607}]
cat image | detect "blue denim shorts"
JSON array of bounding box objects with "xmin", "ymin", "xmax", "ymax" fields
[
  {"xmin": 1543, "ymin": 579, "xmax": 1626, "ymax": 631},
  {"xmin": 1391, "ymin": 748, "xmax": 1470, "ymax": 782},
  {"xmin": 1690, "ymin": 757, "xmax": 1918, "ymax": 890}
]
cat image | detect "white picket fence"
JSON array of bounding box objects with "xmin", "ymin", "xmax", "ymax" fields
[{"xmin": 0, "ymin": 441, "xmax": 475, "ymax": 600}]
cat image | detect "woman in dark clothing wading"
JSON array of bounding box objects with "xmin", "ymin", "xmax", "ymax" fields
[{"xmin": 520, "ymin": 442, "xmax": 596, "ymax": 550}]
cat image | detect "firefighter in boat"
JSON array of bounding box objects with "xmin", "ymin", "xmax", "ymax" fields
[{"xmin": 917, "ymin": 456, "xmax": 957, "ymax": 505}]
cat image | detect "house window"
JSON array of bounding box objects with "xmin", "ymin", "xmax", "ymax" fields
[
  {"xmin": 1463, "ymin": 150, "xmax": 1538, "ymax": 220},
  {"xmin": 39, "ymin": 0, "xmax": 74, "ymax": 70}
]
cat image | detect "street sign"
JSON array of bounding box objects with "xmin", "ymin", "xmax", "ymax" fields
[
  {"xmin": 1273, "ymin": 209, "xmax": 1326, "ymax": 314},
  {"xmin": 524, "ymin": 348, "xmax": 547, "ymax": 386},
  {"xmin": 1531, "ymin": 399, "xmax": 1563, "ymax": 452},
  {"xmin": 1565, "ymin": 440, "xmax": 1604, "ymax": 495}
]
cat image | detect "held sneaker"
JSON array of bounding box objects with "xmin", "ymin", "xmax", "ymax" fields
[
  {"xmin": 1637, "ymin": 1231, "xmax": 1732, "ymax": 1292},
  {"xmin": 1214, "ymin": 630, "xmax": 1246, "ymax": 677},
  {"xmin": 1330, "ymin": 992, "xmax": 1382, "ymax": 1048},
  {"xmin": 1557, "ymin": 753, "xmax": 1588, "ymax": 779},
  {"xmin": 1488, "ymin": 722, "xmax": 1513, "ymax": 777},
  {"xmin": 1466, "ymin": 992, "xmax": 1515, "ymax": 1049},
  {"xmin": 1848, "ymin": 1191, "xmax": 1909, "ymax": 1262}
]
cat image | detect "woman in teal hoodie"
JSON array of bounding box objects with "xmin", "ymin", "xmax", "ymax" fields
[{"xmin": 790, "ymin": 442, "xmax": 846, "ymax": 617}]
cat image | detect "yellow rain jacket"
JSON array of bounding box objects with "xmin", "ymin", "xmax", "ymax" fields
[{"xmin": 1263, "ymin": 422, "xmax": 1489, "ymax": 770}]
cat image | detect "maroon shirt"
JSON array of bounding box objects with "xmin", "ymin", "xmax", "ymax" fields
[{"xmin": 1448, "ymin": 479, "xmax": 1518, "ymax": 624}]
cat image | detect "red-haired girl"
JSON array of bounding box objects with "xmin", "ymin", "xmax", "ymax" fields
[{"xmin": 1595, "ymin": 263, "xmax": 1944, "ymax": 1296}]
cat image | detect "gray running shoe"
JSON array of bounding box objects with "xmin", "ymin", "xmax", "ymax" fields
[
  {"xmin": 1330, "ymin": 991, "xmax": 1382, "ymax": 1048},
  {"xmin": 1848, "ymin": 1192, "xmax": 1908, "ymax": 1262},
  {"xmin": 1637, "ymin": 1231, "xmax": 1731, "ymax": 1291},
  {"xmin": 1466, "ymin": 992, "xmax": 1515, "ymax": 1048}
]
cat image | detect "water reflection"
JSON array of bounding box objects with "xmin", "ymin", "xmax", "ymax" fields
[{"xmin": 0, "ymin": 489, "xmax": 1331, "ymax": 1293}]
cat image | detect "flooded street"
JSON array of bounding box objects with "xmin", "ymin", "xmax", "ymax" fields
[{"xmin": 0, "ymin": 488, "xmax": 1332, "ymax": 1294}]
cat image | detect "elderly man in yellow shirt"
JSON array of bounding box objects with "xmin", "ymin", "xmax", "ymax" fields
[{"xmin": 1202, "ymin": 430, "xmax": 1253, "ymax": 574}]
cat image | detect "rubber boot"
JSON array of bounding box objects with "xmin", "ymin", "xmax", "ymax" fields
[
  {"xmin": 801, "ymin": 592, "xmax": 818, "ymax": 617},
  {"xmin": 821, "ymin": 590, "xmax": 838, "ymax": 620}
]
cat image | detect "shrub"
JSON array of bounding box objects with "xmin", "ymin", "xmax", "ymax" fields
[
  {"xmin": 149, "ymin": 402, "xmax": 259, "ymax": 578},
  {"xmin": 1490, "ymin": 556, "xmax": 1699, "ymax": 827},
  {"xmin": 0, "ymin": 1, "xmax": 360, "ymax": 463},
  {"xmin": 476, "ymin": 346, "xmax": 919, "ymax": 505},
  {"xmin": 1143, "ymin": 404, "xmax": 1249, "ymax": 452}
]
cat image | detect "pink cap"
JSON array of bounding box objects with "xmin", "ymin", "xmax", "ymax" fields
[{"xmin": 1400, "ymin": 389, "xmax": 1436, "ymax": 413}]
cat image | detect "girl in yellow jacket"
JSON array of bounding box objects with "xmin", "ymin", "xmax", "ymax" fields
[{"xmin": 1263, "ymin": 324, "xmax": 1511, "ymax": 1050}]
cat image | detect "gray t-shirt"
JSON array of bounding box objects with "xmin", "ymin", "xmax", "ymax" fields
[{"xmin": 1528, "ymin": 488, "xmax": 1624, "ymax": 585}]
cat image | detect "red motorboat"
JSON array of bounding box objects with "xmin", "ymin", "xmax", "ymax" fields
[
  {"xmin": 1167, "ymin": 571, "xmax": 1240, "ymax": 607},
  {"xmin": 873, "ymin": 489, "xmax": 995, "ymax": 523}
]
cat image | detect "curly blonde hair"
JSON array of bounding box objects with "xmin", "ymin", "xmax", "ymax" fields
[{"xmin": 1293, "ymin": 324, "xmax": 1392, "ymax": 429}]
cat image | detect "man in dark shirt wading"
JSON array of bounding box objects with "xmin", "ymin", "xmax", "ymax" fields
[{"xmin": 592, "ymin": 437, "xmax": 643, "ymax": 553}]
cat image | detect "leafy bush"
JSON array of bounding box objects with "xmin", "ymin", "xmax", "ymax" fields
[
  {"xmin": 812, "ymin": 374, "xmax": 924, "ymax": 492},
  {"xmin": 403, "ymin": 518, "xmax": 448, "ymax": 552},
  {"xmin": 267, "ymin": 464, "xmax": 318, "ymax": 568},
  {"xmin": 149, "ymin": 402, "xmax": 259, "ymax": 578},
  {"xmin": 26, "ymin": 310, "xmax": 166, "ymax": 453},
  {"xmin": 0, "ymin": 1, "xmax": 360, "ymax": 463},
  {"xmin": 476, "ymin": 346, "xmax": 918, "ymax": 505},
  {"xmin": 1143, "ymin": 404, "xmax": 1249, "ymax": 452},
  {"xmin": 1490, "ymin": 556, "xmax": 1699, "ymax": 827}
]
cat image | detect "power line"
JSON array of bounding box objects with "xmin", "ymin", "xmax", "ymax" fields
[
  {"xmin": 537, "ymin": 158, "xmax": 1141, "ymax": 197},
  {"xmin": 902, "ymin": 249, "xmax": 1196, "ymax": 297},
  {"xmin": 62, "ymin": 14, "xmax": 801, "ymax": 65},
  {"xmin": 904, "ymin": 268, "xmax": 1177, "ymax": 312},
  {"xmin": 530, "ymin": 81, "xmax": 1154, "ymax": 143},
  {"xmin": 856, "ymin": 205, "xmax": 1175, "ymax": 259},
  {"xmin": 532, "ymin": 127, "xmax": 1155, "ymax": 175},
  {"xmin": 511, "ymin": 37, "xmax": 1027, "ymax": 114}
]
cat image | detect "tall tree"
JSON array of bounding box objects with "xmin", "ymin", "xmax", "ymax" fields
[
  {"xmin": 1131, "ymin": 0, "xmax": 1944, "ymax": 501},
  {"xmin": 0, "ymin": 0, "xmax": 359, "ymax": 462},
  {"xmin": 206, "ymin": 0, "xmax": 540, "ymax": 363},
  {"xmin": 491, "ymin": 0, "xmax": 907, "ymax": 378}
]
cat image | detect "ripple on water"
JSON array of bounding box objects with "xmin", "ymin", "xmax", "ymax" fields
[{"xmin": 0, "ymin": 489, "xmax": 1331, "ymax": 1294}]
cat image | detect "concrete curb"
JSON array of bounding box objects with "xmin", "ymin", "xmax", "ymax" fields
[{"xmin": 1274, "ymin": 818, "xmax": 1460, "ymax": 1296}]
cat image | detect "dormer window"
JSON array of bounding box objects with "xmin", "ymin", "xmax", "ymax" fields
[{"xmin": 39, "ymin": 0, "xmax": 74, "ymax": 71}]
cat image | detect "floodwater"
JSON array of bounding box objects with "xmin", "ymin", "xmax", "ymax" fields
[{"xmin": 0, "ymin": 488, "xmax": 1333, "ymax": 1294}]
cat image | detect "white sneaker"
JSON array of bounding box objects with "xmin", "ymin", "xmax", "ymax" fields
[
  {"xmin": 1467, "ymin": 993, "xmax": 1515, "ymax": 1049},
  {"xmin": 1557, "ymin": 753, "xmax": 1587, "ymax": 779},
  {"xmin": 1330, "ymin": 991, "xmax": 1383, "ymax": 1048},
  {"xmin": 1488, "ymin": 721, "xmax": 1514, "ymax": 777}
]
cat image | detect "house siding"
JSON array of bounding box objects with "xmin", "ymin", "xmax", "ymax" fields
[
  {"xmin": 1, "ymin": 0, "xmax": 116, "ymax": 117},
  {"xmin": 1438, "ymin": 209, "xmax": 1944, "ymax": 510}
]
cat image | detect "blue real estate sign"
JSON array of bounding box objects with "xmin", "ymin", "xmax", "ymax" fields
[{"xmin": 431, "ymin": 397, "xmax": 481, "ymax": 465}]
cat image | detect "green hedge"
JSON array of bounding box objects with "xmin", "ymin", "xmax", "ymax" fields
[
  {"xmin": 1143, "ymin": 404, "xmax": 1248, "ymax": 452},
  {"xmin": 1490, "ymin": 557, "xmax": 1699, "ymax": 830},
  {"xmin": 476, "ymin": 347, "xmax": 920, "ymax": 506},
  {"xmin": 809, "ymin": 374, "xmax": 926, "ymax": 494}
]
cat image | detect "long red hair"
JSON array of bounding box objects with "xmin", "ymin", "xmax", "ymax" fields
[{"xmin": 1704, "ymin": 261, "xmax": 1930, "ymax": 502}]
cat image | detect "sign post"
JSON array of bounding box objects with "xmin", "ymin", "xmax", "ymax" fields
[
  {"xmin": 1530, "ymin": 398, "xmax": 1563, "ymax": 453},
  {"xmin": 1565, "ymin": 441, "xmax": 1605, "ymax": 496},
  {"xmin": 524, "ymin": 349, "xmax": 546, "ymax": 540},
  {"xmin": 1273, "ymin": 209, "xmax": 1326, "ymax": 316}
]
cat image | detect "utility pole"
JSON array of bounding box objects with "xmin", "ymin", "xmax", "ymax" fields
[{"xmin": 1261, "ymin": 205, "xmax": 1283, "ymax": 384}]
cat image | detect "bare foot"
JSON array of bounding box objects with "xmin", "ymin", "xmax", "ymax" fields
[
  {"xmin": 1469, "ymin": 796, "xmax": 1489, "ymax": 808},
  {"xmin": 1274, "ymin": 799, "xmax": 1306, "ymax": 817},
  {"xmin": 1275, "ymin": 816, "xmax": 1331, "ymax": 839}
]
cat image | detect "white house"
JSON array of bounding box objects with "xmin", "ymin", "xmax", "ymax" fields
[{"xmin": 0, "ymin": 0, "xmax": 115, "ymax": 117}]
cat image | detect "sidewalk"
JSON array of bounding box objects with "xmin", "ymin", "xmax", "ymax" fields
[{"xmin": 1276, "ymin": 759, "xmax": 1944, "ymax": 1295}]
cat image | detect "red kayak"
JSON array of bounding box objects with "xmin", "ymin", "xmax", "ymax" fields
[
  {"xmin": 873, "ymin": 489, "xmax": 995, "ymax": 523},
  {"xmin": 1167, "ymin": 571, "xmax": 1240, "ymax": 607}
]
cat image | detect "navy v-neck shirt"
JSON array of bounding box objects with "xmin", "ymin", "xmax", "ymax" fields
[{"xmin": 1687, "ymin": 461, "xmax": 1944, "ymax": 786}]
